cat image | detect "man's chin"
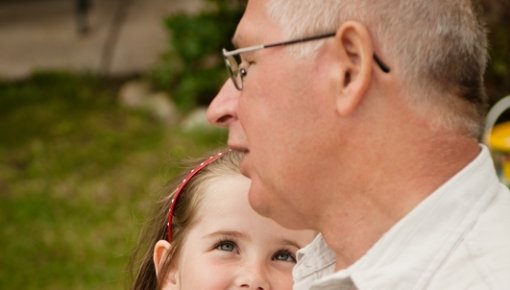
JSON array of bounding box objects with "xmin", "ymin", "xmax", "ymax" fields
[
  {"xmin": 247, "ymin": 183, "xmax": 269, "ymax": 215},
  {"xmin": 248, "ymin": 186, "xmax": 310, "ymax": 230},
  {"xmin": 238, "ymin": 151, "xmax": 251, "ymax": 178}
]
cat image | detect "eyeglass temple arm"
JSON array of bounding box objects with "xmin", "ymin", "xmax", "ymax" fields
[
  {"xmin": 223, "ymin": 45, "xmax": 265, "ymax": 57},
  {"xmin": 373, "ymin": 54, "xmax": 390, "ymax": 73},
  {"xmin": 223, "ymin": 33, "xmax": 336, "ymax": 57},
  {"xmin": 223, "ymin": 31, "xmax": 390, "ymax": 73}
]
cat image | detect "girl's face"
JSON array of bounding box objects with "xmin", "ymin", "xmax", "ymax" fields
[{"xmin": 157, "ymin": 174, "xmax": 316, "ymax": 290}]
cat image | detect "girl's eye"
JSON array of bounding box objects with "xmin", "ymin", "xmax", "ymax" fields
[
  {"xmin": 215, "ymin": 240, "xmax": 237, "ymax": 252},
  {"xmin": 272, "ymin": 250, "xmax": 297, "ymax": 263}
]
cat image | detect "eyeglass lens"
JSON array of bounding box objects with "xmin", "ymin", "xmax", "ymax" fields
[{"xmin": 225, "ymin": 54, "xmax": 243, "ymax": 90}]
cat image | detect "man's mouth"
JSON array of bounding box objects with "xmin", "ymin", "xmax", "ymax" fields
[{"xmin": 227, "ymin": 143, "xmax": 249, "ymax": 154}]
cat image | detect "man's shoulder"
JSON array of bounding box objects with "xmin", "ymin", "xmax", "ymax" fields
[
  {"xmin": 428, "ymin": 241, "xmax": 510, "ymax": 289},
  {"xmin": 468, "ymin": 183, "xmax": 510, "ymax": 252},
  {"xmin": 429, "ymin": 186, "xmax": 510, "ymax": 288}
]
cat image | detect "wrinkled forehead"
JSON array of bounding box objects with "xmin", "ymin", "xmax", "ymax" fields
[{"xmin": 233, "ymin": 0, "xmax": 283, "ymax": 47}]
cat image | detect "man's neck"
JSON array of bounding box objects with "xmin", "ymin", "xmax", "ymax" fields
[{"xmin": 318, "ymin": 134, "xmax": 480, "ymax": 270}]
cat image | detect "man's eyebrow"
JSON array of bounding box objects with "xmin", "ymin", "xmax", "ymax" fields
[
  {"xmin": 231, "ymin": 38, "xmax": 239, "ymax": 49},
  {"xmin": 231, "ymin": 34, "xmax": 243, "ymax": 48}
]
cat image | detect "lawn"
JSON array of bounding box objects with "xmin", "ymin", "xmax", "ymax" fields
[{"xmin": 0, "ymin": 72, "xmax": 226, "ymax": 289}]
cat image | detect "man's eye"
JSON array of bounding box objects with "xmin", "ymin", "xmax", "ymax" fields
[
  {"xmin": 272, "ymin": 250, "xmax": 297, "ymax": 263},
  {"xmin": 240, "ymin": 67, "xmax": 248, "ymax": 79}
]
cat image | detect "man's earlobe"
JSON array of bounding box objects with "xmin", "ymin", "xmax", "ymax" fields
[{"xmin": 333, "ymin": 21, "xmax": 373, "ymax": 116}]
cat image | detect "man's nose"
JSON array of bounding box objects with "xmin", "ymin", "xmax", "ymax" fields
[{"xmin": 207, "ymin": 79, "xmax": 240, "ymax": 128}]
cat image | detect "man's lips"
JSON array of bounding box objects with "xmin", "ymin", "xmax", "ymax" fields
[{"xmin": 227, "ymin": 142, "xmax": 249, "ymax": 153}]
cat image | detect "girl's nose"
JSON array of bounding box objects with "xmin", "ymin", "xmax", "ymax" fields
[{"xmin": 235, "ymin": 262, "xmax": 271, "ymax": 290}]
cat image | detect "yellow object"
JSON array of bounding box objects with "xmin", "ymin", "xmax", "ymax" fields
[
  {"xmin": 489, "ymin": 122, "xmax": 510, "ymax": 153},
  {"xmin": 484, "ymin": 95, "xmax": 510, "ymax": 185},
  {"xmin": 503, "ymin": 161, "xmax": 510, "ymax": 183}
]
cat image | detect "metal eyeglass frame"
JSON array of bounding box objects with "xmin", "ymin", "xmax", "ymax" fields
[{"xmin": 222, "ymin": 32, "xmax": 391, "ymax": 91}]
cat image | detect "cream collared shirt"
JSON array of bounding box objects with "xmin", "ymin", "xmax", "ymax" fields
[{"xmin": 293, "ymin": 145, "xmax": 510, "ymax": 290}]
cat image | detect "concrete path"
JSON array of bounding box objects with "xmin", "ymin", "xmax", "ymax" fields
[{"xmin": 0, "ymin": 0, "xmax": 203, "ymax": 79}]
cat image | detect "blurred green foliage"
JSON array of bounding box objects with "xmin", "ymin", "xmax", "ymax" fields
[
  {"xmin": 149, "ymin": 0, "xmax": 244, "ymax": 112},
  {"xmin": 0, "ymin": 72, "xmax": 226, "ymax": 289}
]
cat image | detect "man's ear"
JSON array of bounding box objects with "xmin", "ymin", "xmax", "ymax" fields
[
  {"xmin": 153, "ymin": 240, "xmax": 178, "ymax": 287},
  {"xmin": 331, "ymin": 21, "xmax": 374, "ymax": 116}
]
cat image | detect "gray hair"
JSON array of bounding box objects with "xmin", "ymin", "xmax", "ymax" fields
[{"xmin": 267, "ymin": 0, "xmax": 488, "ymax": 138}]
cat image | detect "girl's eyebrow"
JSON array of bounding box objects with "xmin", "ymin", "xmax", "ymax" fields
[
  {"xmin": 204, "ymin": 230, "xmax": 246, "ymax": 239},
  {"xmin": 279, "ymin": 239, "xmax": 302, "ymax": 250},
  {"xmin": 204, "ymin": 231, "xmax": 303, "ymax": 249}
]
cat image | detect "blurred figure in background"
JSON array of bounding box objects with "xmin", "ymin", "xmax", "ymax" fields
[{"xmin": 75, "ymin": 0, "xmax": 91, "ymax": 34}]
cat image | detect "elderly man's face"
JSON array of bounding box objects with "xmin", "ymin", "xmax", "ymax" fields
[{"xmin": 207, "ymin": 0, "xmax": 339, "ymax": 230}]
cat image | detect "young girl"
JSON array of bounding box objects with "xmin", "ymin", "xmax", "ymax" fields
[{"xmin": 130, "ymin": 150, "xmax": 315, "ymax": 290}]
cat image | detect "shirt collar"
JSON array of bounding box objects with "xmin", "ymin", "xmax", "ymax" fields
[{"xmin": 294, "ymin": 233, "xmax": 336, "ymax": 278}]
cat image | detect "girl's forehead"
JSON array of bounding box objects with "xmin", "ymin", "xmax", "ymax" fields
[
  {"xmin": 190, "ymin": 175, "xmax": 314, "ymax": 248},
  {"xmin": 198, "ymin": 174, "xmax": 252, "ymax": 215}
]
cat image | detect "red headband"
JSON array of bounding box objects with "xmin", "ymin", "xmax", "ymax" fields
[{"xmin": 166, "ymin": 151, "xmax": 226, "ymax": 242}]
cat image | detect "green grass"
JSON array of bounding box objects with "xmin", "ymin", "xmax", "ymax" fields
[{"xmin": 0, "ymin": 72, "xmax": 227, "ymax": 289}]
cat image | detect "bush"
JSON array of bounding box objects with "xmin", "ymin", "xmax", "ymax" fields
[{"xmin": 149, "ymin": 0, "xmax": 244, "ymax": 112}]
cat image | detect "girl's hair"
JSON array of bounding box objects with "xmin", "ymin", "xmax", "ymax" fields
[{"xmin": 129, "ymin": 149, "xmax": 242, "ymax": 290}]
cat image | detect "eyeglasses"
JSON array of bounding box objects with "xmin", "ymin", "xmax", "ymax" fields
[{"xmin": 222, "ymin": 32, "xmax": 391, "ymax": 91}]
